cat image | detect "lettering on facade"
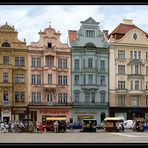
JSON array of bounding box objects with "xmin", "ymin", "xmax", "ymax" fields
[{"xmin": 40, "ymin": 109, "xmax": 69, "ymax": 114}]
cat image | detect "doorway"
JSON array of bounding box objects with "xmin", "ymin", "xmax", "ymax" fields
[{"xmin": 3, "ymin": 116, "xmax": 9, "ymax": 123}]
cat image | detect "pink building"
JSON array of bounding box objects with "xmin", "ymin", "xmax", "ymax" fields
[{"xmin": 28, "ymin": 25, "xmax": 71, "ymax": 125}]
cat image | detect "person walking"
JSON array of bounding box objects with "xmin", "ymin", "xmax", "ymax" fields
[
  {"xmin": 39, "ymin": 122, "xmax": 44, "ymax": 133},
  {"xmin": 54, "ymin": 121, "xmax": 59, "ymax": 133}
]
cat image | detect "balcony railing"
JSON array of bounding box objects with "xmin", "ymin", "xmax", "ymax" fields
[
  {"xmin": 2, "ymin": 100, "xmax": 11, "ymax": 106},
  {"xmin": 71, "ymin": 102, "xmax": 108, "ymax": 106}
]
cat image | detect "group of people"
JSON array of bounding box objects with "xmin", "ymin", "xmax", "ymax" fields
[{"xmin": 53, "ymin": 120, "xmax": 67, "ymax": 133}]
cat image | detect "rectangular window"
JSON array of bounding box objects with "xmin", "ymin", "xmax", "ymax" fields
[
  {"xmin": 118, "ymin": 50, "xmax": 125, "ymax": 59},
  {"xmin": 118, "ymin": 95, "xmax": 125, "ymax": 106},
  {"xmin": 100, "ymin": 60, "xmax": 105, "ymax": 71},
  {"xmin": 146, "ymin": 82, "xmax": 148, "ymax": 90},
  {"xmin": 131, "ymin": 81, "xmax": 133, "ymax": 90},
  {"xmin": 132, "ymin": 96, "xmax": 139, "ymax": 106},
  {"xmin": 63, "ymin": 59, "xmax": 67, "ymax": 68},
  {"xmin": 146, "ymin": 96, "xmax": 148, "ymax": 107},
  {"xmin": 88, "ymin": 59, "xmax": 93, "ymax": 68},
  {"xmin": 135, "ymin": 81, "xmax": 139, "ymax": 90},
  {"xmin": 146, "ymin": 52, "xmax": 148, "ymax": 60},
  {"xmin": 32, "ymin": 92, "xmax": 41, "ymax": 102},
  {"xmin": 14, "ymin": 73, "xmax": 25, "ymax": 84},
  {"xmin": 31, "ymin": 58, "xmax": 36, "ymax": 67},
  {"xmin": 118, "ymin": 81, "xmax": 125, "ymax": 90},
  {"xmin": 88, "ymin": 75, "xmax": 93, "ymax": 84},
  {"xmin": 146, "ymin": 66, "xmax": 148, "ymax": 75},
  {"xmin": 100, "ymin": 75, "xmax": 105, "ymax": 86},
  {"xmin": 3, "ymin": 72, "xmax": 8, "ymax": 83},
  {"xmin": 58, "ymin": 75, "xmax": 62, "ymax": 85},
  {"xmin": 3, "ymin": 91, "xmax": 8, "ymax": 101},
  {"xmin": 37, "ymin": 75, "xmax": 41, "ymax": 84},
  {"xmin": 63, "ymin": 76, "xmax": 67, "ymax": 85},
  {"xmin": 83, "ymin": 59, "xmax": 85, "ymax": 68},
  {"xmin": 47, "ymin": 93, "xmax": 52, "ymax": 102},
  {"xmin": 135, "ymin": 65, "xmax": 139, "ymax": 74},
  {"xmin": 75, "ymin": 75, "xmax": 79, "ymax": 85},
  {"xmin": 85, "ymin": 92, "xmax": 90, "ymax": 102},
  {"xmin": 91, "ymin": 92, "xmax": 95, "ymax": 103},
  {"xmin": 118, "ymin": 65, "xmax": 125, "ymax": 74},
  {"xmin": 101, "ymin": 93, "xmax": 105, "ymax": 103},
  {"xmin": 48, "ymin": 74, "xmax": 52, "ymax": 84},
  {"xmin": 134, "ymin": 51, "xmax": 137, "ymax": 59},
  {"xmin": 47, "ymin": 57, "xmax": 53, "ymax": 67},
  {"xmin": 74, "ymin": 59, "xmax": 80, "ymax": 70},
  {"xmin": 15, "ymin": 91, "xmax": 25, "ymax": 102},
  {"xmin": 3, "ymin": 56, "xmax": 9, "ymax": 64},
  {"xmin": 130, "ymin": 51, "xmax": 133, "ymax": 59},
  {"xmin": 85, "ymin": 30, "xmax": 95, "ymax": 38},
  {"xmin": 37, "ymin": 58, "xmax": 41, "ymax": 67},
  {"xmin": 75, "ymin": 92, "xmax": 79, "ymax": 103},
  {"xmin": 58, "ymin": 59, "xmax": 62, "ymax": 68},
  {"xmin": 15, "ymin": 57, "xmax": 25, "ymax": 66},
  {"xmin": 31, "ymin": 74, "xmax": 41, "ymax": 84},
  {"xmin": 84, "ymin": 74, "xmax": 86, "ymax": 85},
  {"xmin": 138, "ymin": 51, "xmax": 141, "ymax": 59}
]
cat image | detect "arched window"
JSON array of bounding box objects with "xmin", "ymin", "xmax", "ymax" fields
[{"xmin": 2, "ymin": 42, "xmax": 11, "ymax": 47}]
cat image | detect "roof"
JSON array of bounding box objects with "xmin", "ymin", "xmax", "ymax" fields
[
  {"xmin": 68, "ymin": 30, "xmax": 77, "ymax": 43},
  {"xmin": 109, "ymin": 23, "xmax": 148, "ymax": 40}
]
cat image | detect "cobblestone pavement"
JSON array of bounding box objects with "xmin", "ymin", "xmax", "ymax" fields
[{"xmin": 0, "ymin": 129, "xmax": 148, "ymax": 143}]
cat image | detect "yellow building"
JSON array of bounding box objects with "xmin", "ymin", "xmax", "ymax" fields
[
  {"xmin": 109, "ymin": 19, "xmax": 148, "ymax": 120},
  {"xmin": 0, "ymin": 22, "xmax": 28, "ymax": 122}
]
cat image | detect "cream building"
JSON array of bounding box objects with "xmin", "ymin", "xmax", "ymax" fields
[
  {"xmin": 109, "ymin": 19, "xmax": 148, "ymax": 120},
  {"xmin": 28, "ymin": 25, "xmax": 71, "ymax": 124},
  {"xmin": 0, "ymin": 23, "xmax": 28, "ymax": 122}
]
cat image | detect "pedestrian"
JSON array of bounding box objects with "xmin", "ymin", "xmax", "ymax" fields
[
  {"xmin": 39, "ymin": 122, "xmax": 44, "ymax": 133},
  {"xmin": 54, "ymin": 121, "xmax": 59, "ymax": 133}
]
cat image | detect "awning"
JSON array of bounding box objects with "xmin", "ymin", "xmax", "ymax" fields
[{"xmin": 46, "ymin": 117, "xmax": 66, "ymax": 121}]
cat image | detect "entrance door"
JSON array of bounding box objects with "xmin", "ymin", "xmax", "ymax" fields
[{"xmin": 3, "ymin": 116, "xmax": 9, "ymax": 123}]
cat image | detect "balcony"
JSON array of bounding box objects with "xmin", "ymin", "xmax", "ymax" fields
[
  {"xmin": 128, "ymin": 89, "xmax": 144, "ymax": 95},
  {"xmin": 127, "ymin": 74, "xmax": 144, "ymax": 79},
  {"xmin": 0, "ymin": 82, "xmax": 12, "ymax": 87},
  {"xmin": 116, "ymin": 89, "xmax": 127, "ymax": 94},
  {"xmin": 81, "ymin": 67, "xmax": 98, "ymax": 73},
  {"xmin": 43, "ymin": 84, "xmax": 57, "ymax": 90},
  {"xmin": 57, "ymin": 68, "xmax": 68, "ymax": 72},
  {"xmin": 81, "ymin": 84, "xmax": 99, "ymax": 90},
  {"xmin": 2, "ymin": 100, "xmax": 11, "ymax": 106},
  {"xmin": 43, "ymin": 66, "xmax": 56, "ymax": 71},
  {"xmin": 71, "ymin": 102, "xmax": 108, "ymax": 107}
]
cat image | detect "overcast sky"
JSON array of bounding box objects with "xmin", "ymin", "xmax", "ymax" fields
[{"xmin": 0, "ymin": 5, "xmax": 148, "ymax": 45}]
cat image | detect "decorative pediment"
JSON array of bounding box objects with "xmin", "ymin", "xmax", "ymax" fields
[
  {"xmin": 81, "ymin": 17, "xmax": 99, "ymax": 25},
  {"xmin": 128, "ymin": 59, "xmax": 143, "ymax": 65}
]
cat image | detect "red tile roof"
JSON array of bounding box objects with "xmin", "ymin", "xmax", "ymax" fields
[
  {"xmin": 68, "ymin": 30, "xmax": 77, "ymax": 43},
  {"xmin": 109, "ymin": 23, "xmax": 148, "ymax": 40}
]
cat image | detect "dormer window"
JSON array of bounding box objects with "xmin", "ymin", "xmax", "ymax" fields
[
  {"xmin": 48, "ymin": 42, "xmax": 52, "ymax": 48},
  {"xmin": 85, "ymin": 30, "xmax": 95, "ymax": 38},
  {"xmin": 2, "ymin": 42, "xmax": 11, "ymax": 47}
]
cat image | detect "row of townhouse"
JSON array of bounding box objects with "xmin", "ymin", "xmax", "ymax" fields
[{"xmin": 1, "ymin": 17, "xmax": 148, "ymax": 124}]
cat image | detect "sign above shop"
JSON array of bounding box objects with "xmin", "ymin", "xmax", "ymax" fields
[
  {"xmin": 40, "ymin": 109, "xmax": 69, "ymax": 114},
  {"xmin": 76, "ymin": 111, "xmax": 97, "ymax": 114}
]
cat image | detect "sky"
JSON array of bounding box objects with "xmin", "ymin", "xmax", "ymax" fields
[{"xmin": 1, "ymin": 5, "xmax": 148, "ymax": 45}]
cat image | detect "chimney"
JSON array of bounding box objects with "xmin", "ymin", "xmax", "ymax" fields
[
  {"xmin": 122, "ymin": 19, "xmax": 133, "ymax": 25},
  {"xmin": 103, "ymin": 30, "xmax": 109, "ymax": 38}
]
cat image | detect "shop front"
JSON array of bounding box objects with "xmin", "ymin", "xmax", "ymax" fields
[
  {"xmin": 11, "ymin": 107, "xmax": 29, "ymax": 121},
  {"xmin": 71, "ymin": 108, "xmax": 108, "ymax": 124},
  {"xmin": 1, "ymin": 108, "xmax": 11, "ymax": 123}
]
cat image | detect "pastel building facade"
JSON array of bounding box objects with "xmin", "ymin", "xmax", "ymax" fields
[
  {"xmin": 28, "ymin": 25, "xmax": 71, "ymax": 123},
  {"xmin": 109, "ymin": 19, "xmax": 148, "ymax": 120},
  {"xmin": 68, "ymin": 17, "xmax": 109, "ymax": 124}
]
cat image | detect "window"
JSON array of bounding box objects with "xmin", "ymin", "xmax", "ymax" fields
[
  {"xmin": 146, "ymin": 66, "xmax": 148, "ymax": 75},
  {"xmin": 15, "ymin": 92, "xmax": 25, "ymax": 102},
  {"xmin": 74, "ymin": 59, "xmax": 79, "ymax": 70},
  {"xmin": 85, "ymin": 92, "xmax": 90, "ymax": 102},
  {"xmin": 118, "ymin": 50, "xmax": 125, "ymax": 59},
  {"xmin": 48, "ymin": 42, "xmax": 52, "ymax": 48},
  {"xmin": 58, "ymin": 59, "xmax": 62, "ymax": 68},
  {"xmin": 118, "ymin": 95, "xmax": 125, "ymax": 106},
  {"xmin": 3, "ymin": 72, "xmax": 8, "ymax": 83},
  {"xmin": 58, "ymin": 93, "xmax": 67, "ymax": 103},
  {"xmin": 118, "ymin": 65, "xmax": 125, "ymax": 74},
  {"xmin": 134, "ymin": 51, "xmax": 137, "ymax": 59},
  {"xmin": 48, "ymin": 74, "xmax": 52, "ymax": 84},
  {"xmin": 63, "ymin": 59, "xmax": 67, "ymax": 68},
  {"xmin": 131, "ymin": 81, "xmax": 133, "ymax": 90},
  {"xmin": 15, "ymin": 57, "xmax": 25, "ymax": 66},
  {"xmin": 32, "ymin": 92, "xmax": 41, "ymax": 102},
  {"xmin": 58, "ymin": 75, "xmax": 67, "ymax": 85},
  {"xmin": 132, "ymin": 96, "xmax": 139, "ymax": 106},
  {"xmin": 3, "ymin": 91, "xmax": 8, "ymax": 101},
  {"xmin": 146, "ymin": 96, "xmax": 148, "ymax": 107},
  {"xmin": 14, "ymin": 73, "xmax": 25, "ymax": 84},
  {"xmin": 2, "ymin": 42, "xmax": 11, "ymax": 47},
  {"xmin": 91, "ymin": 92, "xmax": 95, "ymax": 103},
  {"xmin": 3, "ymin": 56, "xmax": 9, "ymax": 64},
  {"xmin": 88, "ymin": 75, "xmax": 93, "ymax": 84},
  {"xmin": 101, "ymin": 93, "xmax": 105, "ymax": 103},
  {"xmin": 83, "ymin": 59, "xmax": 85, "ymax": 68},
  {"xmin": 100, "ymin": 60, "xmax": 105, "ymax": 71},
  {"xmin": 47, "ymin": 57, "xmax": 53, "ymax": 67},
  {"xmin": 130, "ymin": 51, "xmax": 133, "ymax": 59},
  {"xmin": 74, "ymin": 75, "xmax": 79, "ymax": 85},
  {"xmin": 47, "ymin": 94, "xmax": 52, "ymax": 102},
  {"xmin": 135, "ymin": 65, "xmax": 139, "ymax": 74},
  {"xmin": 100, "ymin": 75, "xmax": 105, "ymax": 86},
  {"xmin": 31, "ymin": 74, "xmax": 41, "ymax": 84},
  {"xmin": 32, "ymin": 58, "xmax": 41, "ymax": 67},
  {"xmin": 118, "ymin": 81, "xmax": 125, "ymax": 90},
  {"xmin": 85, "ymin": 30, "xmax": 95, "ymax": 38},
  {"xmin": 88, "ymin": 59, "xmax": 93, "ymax": 68},
  {"xmin": 135, "ymin": 81, "xmax": 139, "ymax": 90},
  {"xmin": 138, "ymin": 51, "xmax": 141, "ymax": 59},
  {"xmin": 146, "ymin": 82, "xmax": 148, "ymax": 90},
  {"xmin": 146, "ymin": 52, "xmax": 148, "ymax": 60},
  {"xmin": 75, "ymin": 92, "xmax": 79, "ymax": 103},
  {"xmin": 84, "ymin": 74, "xmax": 86, "ymax": 85}
]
